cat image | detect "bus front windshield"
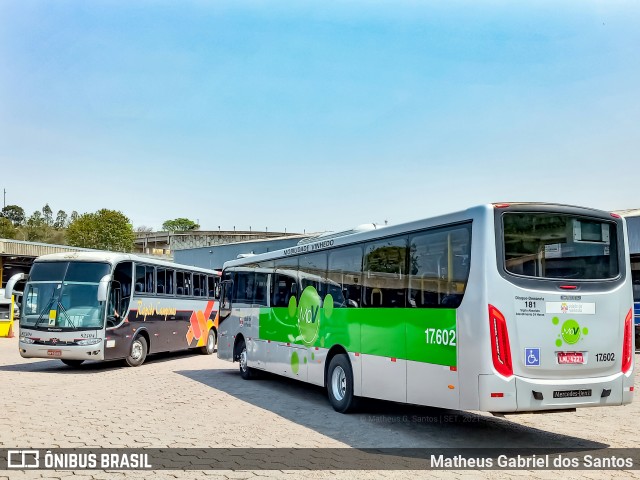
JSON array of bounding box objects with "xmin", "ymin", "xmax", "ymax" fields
[{"xmin": 20, "ymin": 261, "xmax": 111, "ymax": 330}]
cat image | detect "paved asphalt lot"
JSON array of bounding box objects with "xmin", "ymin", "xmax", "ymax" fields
[{"xmin": 0, "ymin": 323, "xmax": 638, "ymax": 479}]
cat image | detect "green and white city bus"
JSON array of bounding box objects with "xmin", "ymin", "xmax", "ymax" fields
[
  {"xmin": 217, "ymin": 203, "xmax": 635, "ymax": 413},
  {"xmin": 5, "ymin": 252, "xmax": 221, "ymax": 367}
]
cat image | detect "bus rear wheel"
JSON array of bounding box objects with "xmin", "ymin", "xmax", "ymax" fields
[
  {"xmin": 200, "ymin": 329, "xmax": 216, "ymax": 355},
  {"xmin": 327, "ymin": 354, "xmax": 357, "ymax": 413},
  {"xmin": 125, "ymin": 336, "xmax": 148, "ymax": 367},
  {"xmin": 61, "ymin": 359, "xmax": 84, "ymax": 368}
]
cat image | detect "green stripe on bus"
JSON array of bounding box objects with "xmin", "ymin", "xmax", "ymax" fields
[{"xmin": 258, "ymin": 307, "xmax": 457, "ymax": 367}]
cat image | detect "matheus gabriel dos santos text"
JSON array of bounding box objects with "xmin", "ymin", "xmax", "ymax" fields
[{"xmin": 431, "ymin": 454, "xmax": 634, "ymax": 469}]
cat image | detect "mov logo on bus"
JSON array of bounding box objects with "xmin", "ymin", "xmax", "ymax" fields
[
  {"xmin": 552, "ymin": 317, "xmax": 589, "ymax": 347},
  {"xmin": 291, "ymin": 286, "xmax": 334, "ymax": 346}
]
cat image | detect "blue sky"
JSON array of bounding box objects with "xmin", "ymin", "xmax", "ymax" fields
[{"xmin": 1, "ymin": 0, "xmax": 639, "ymax": 233}]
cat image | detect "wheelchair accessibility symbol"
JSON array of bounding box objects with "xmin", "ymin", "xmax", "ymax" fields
[{"xmin": 525, "ymin": 348, "xmax": 540, "ymax": 367}]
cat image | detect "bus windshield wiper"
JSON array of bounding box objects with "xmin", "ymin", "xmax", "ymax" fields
[
  {"xmin": 34, "ymin": 294, "xmax": 57, "ymax": 328},
  {"xmin": 56, "ymin": 302, "xmax": 76, "ymax": 329}
]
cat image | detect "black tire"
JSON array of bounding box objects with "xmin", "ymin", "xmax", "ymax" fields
[
  {"xmin": 200, "ymin": 329, "xmax": 216, "ymax": 355},
  {"xmin": 125, "ymin": 336, "xmax": 148, "ymax": 367},
  {"xmin": 61, "ymin": 359, "xmax": 84, "ymax": 368},
  {"xmin": 237, "ymin": 339, "xmax": 256, "ymax": 380},
  {"xmin": 327, "ymin": 354, "xmax": 357, "ymax": 413}
]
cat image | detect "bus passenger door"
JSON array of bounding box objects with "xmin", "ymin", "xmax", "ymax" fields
[{"xmin": 217, "ymin": 279, "xmax": 234, "ymax": 361}]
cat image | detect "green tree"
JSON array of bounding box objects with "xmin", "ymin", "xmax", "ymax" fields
[
  {"xmin": 162, "ymin": 218, "xmax": 200, "ymax": 232},
  {"xmin": 70, "ymin": 211, "xmax": 79, "ymax": 223},
  {"xmin": 21, "ymin": 211, "xmax": 48, "ymax": 242},
  {"xmin": 0, "ymin": 217, "xmax": 16, "ymax": 239},
  {"xmin": 1, "ymin": 205, "xmax": 25, "ymax": 226},
  {"xmin": 53, "ymin": 210, "xmax": 68, "ymax": 229},
  {"xmin": 67, "ymin": 209, "xmax": 136, "ymax": 252},
  {"xmin": 42, "ymin": 204, "xmax": 53, "ymax": 227}
]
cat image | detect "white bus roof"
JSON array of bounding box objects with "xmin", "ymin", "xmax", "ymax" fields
[
  {"xmin": 222, "ymin": 203, "xmax": 620, "ymax": 270},
  {"xmin": 32, "ymin": 251, "xmax": 220, "ymax": 275}
]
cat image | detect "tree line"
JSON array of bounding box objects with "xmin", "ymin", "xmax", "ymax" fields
[{"xmin": 0, "ymin": 204, "xmax": 200, "ymax": 252}]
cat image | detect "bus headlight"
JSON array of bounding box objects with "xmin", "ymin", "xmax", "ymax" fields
[
  {"xmin": 20, "ymin": 336, "xmax": 35, "ymax": 344},
  {"xmin": 76, "ymin": 338, "xmax": 102, "ymax": 346}
]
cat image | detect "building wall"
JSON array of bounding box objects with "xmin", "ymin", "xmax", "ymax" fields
[
  {"xmin": 627, "ymin": 216, "xmax": 640, "ymax": 255},
  {"xmin": 173, "ymin": 236, "xmax": 308, "ymax": 270}
]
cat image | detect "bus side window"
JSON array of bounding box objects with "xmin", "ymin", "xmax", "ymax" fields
[
  {"xmin": 409, "ymin": 225, "xmax": 471, "ymax": 309},
  {"xmin": 363, "ymin": 236, "xmax": 408, "ymax": 308},
  {"xmin": 207, "ymin": 275, "xmax": 219, "ymax": 298},
  {"xmin": 272, "ymin": 274, "xmax": 296, "ymax": 307},
  {"xmin": 327, "ymin": 246, "xmax": 363, "ymax": 308},
  {"xmin": 135, "ymin": 264, "xmax": 146, "ymax": 293},
  {"xmin": 254, "ymin": 273, "xmax": 268, "ymax": 306}
]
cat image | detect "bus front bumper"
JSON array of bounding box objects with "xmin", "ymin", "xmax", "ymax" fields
[
  {"xmin": 478, "ymin": 372, "xmax": 634, "ymax": 413},
  {"xmin": 19, "ymin": 341, "xmax": 105, "ymax": 361}
]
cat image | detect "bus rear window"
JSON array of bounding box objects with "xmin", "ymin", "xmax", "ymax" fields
[{"xmin": 502, "ymin": 213, "xmax": 619, "ymax": 280}]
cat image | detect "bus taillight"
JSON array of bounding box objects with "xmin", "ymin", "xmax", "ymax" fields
[
  {"xmin": 622, "ymin": 308, "xmax": 633, "ymax": 374},
  {"xmin": 489, "ymin": 305, "xmax": 513, "ymax": 378}
]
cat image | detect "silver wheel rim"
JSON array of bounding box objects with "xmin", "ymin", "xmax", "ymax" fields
[
  {"xmin": 207, "ymin": 332, "xmax": 215, "ymax": 351},
  {"xmin": 331, "ymin": 365, "xmax": 347, "ymax": 401},
  {"xmin": 131, "ymin": 340, "xmax": 143, "ymax": 361},
  {"xmin": 240, "ymin": 348, "xmax": 247, "ymax": 372}
]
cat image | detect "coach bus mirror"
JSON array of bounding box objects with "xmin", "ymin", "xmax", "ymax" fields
[
  {"xmin": 5, "ymin": 273, "xmax": 27, "ymax": 299},
  {"xmin": 97, "ymin": 274, "xmax": 112, "ymax": 303}
]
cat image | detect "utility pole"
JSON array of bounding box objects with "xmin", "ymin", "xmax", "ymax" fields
[{"xmin": 3, "ymin": 188, "xmax": 5, "ymax": 209}]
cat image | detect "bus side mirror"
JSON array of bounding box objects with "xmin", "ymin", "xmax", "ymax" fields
[
  {"xmin": 97, "ymin": 275, "xmax": 112, "ymax": 302},
  {"xmin": 5, "ymin": 273, "xmax": 27, "ymax": 299}
]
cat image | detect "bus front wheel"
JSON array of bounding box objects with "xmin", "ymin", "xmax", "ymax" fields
[
  {"xmin": 327, "ymin": 354, "xmax": 357, "ymax": 413},
  {"xmin": 126, "ymin": 336, "xmax": 148, "ymax": 367},
  {"xmin": 200, "ymin": 329, "xmax": 216, "ymax": 355},
  {"xmin": 61, "ymin": 359, "xmax": 84, "ymax": 368},
  {"xmin": 238, "ymin": 340, "xmax": 256, "ymax": 380}
]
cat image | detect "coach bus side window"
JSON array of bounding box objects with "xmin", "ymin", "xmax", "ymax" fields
[
  {"xmin": 176, "ymin": 271, "xmax": 187, "ymax": 296},
  {"xmin": 207, "ymin": 275, "xmax": 218, "ymax": 298},
  {"xmin": 363, "ymin": 236, "xmax": 408, "ymax": 308},
  {"xmin": 327, "ymin": 246, "xmax": 363, "ymax": 307},
  {"xmin": 409, "ymin": 224, "xmax": 471, "ymax": 308},
  {"xmin": 135, "ymin": 265, "xmax": 154, "ymax": 294},
  {"xmin": 157, "ymin": 268, "xmax": 174, "ymax": 295},
  {"xmin": 193, "ymin": 274, "xmax": 204, "ymax": 297}
]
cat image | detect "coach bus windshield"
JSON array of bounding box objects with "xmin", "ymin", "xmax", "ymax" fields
[
  {"xmin": 502, "ymin": 213, "xmax": 619, "ymax": 280},
  {"xmin": 20, "ymin": 261, "xmax": 111, "ymax": 330}
]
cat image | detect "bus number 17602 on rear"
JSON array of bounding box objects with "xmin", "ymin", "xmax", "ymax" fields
[{"xmin": 425, "ymin": 328, "xmax": 457, "ymax": 346}]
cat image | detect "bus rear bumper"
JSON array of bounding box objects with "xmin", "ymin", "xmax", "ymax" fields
[
  {"xmin": 479, "ymin": 372, "xmax": 633, "ymax": 413},
  {"xmin": 19, "ymin": 342, "xmax": 105, "ymax": 361}
]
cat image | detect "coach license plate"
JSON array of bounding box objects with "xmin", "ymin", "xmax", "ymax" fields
[
  {"xmin": 553, "ymin": 389, "xmax": 592, "ymax": 399},
  {"xmin": 47, "ymin": 349, "xmax": 62, "ymax": 357},
  {"xmin": 557, "ymin": 352, "xmax": 584, "ymax": 364}
]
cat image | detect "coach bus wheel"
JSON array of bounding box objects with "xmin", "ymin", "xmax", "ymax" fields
[
  {"xmin": 126, "ymin": 336, "xmax": 148, "ymax": 367},
  {"xmin": 327, "ymin": 354, "xmax": 357, "ymax": 413},
  {"xmin": 61, "ymin": 359, "xmax": 84, "ymax": 368},
  {"xmin": 238, "ymin": 340, "xmax": 256, "ymax": 380},
  {"xmin": 200, "ymin": 329, "xmax": 216, "ymax": 355}
]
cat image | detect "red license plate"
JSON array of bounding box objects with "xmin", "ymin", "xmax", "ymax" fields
[
  {"xmin": 557, "ymin": 352, "xmax": 584, "ymax": 364},
  {"xmin": 47, "ymin": 349, "xmax": 62, "ymax": 357}
]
